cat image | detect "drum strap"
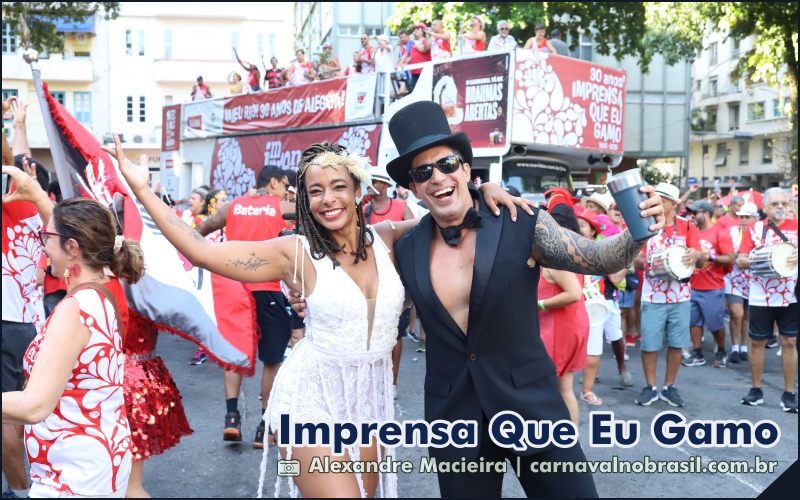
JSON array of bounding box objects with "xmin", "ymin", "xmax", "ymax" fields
[{"xmin": 761, "ymin": 220, "xmax": 790, "ymax": 247}]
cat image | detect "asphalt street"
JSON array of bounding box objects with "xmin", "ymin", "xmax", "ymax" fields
[{"xmin": 4, "ymin": 322, "xmax": 798, "ymax": 497}]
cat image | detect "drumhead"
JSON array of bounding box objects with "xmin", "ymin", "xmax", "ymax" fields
[
  {"xmin": 772, "ymin": 243, "xmax": 798, "ymax": 278},
  {"xmin": 665, "ymin": 245, "xmax": 694, "ymax": 280}
]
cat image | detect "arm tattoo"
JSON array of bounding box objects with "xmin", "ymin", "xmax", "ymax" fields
[
  {"xmin": 532, "ymin": 209, "xmax": 645, "ymax": 275},
  {"xmin": 227, "ymin": 252, "xmax": 268, "ymax": 271}
]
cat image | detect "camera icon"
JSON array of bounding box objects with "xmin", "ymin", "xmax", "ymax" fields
[{"xmin": 277, "ymin": 459, "xmax": 301, "ymax": 477}]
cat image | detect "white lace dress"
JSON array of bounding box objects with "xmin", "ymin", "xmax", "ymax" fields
[{"xmin": 257, "ymin": 233, "xmax": 405, "ymax": 498}]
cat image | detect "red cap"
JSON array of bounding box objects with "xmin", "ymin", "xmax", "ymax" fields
[
  {"xmin": 545, "ymin": 187, "xmax": 579, "ymax": 210},
  {"xmin": 574, "ymin": 206, "xmax": 602, "ymax": 234}
]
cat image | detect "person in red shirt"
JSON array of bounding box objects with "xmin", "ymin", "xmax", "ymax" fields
[
  {"xmin": 196, "ymin": 166, "xmax": 294, "ymax": 445},
  {"xmin": 408, "ymin": 24, "xmax": 432, "ymax": 87},
  {"xmin": 716, "ymin": 195, "xmax": 744, "ymax": 231},
  {"xmin": 263, "ymin": 56, "xmax": 284, "ymax": 89},
  {"xmin": 683, "ymin": 201, "xmax": 735, "ymax": 368},
  {"xmin": 634, "ymin": 183, "xmax": 702, "ymax": 408},
  {"xmin": 235, "ymin": 48, "xmax": 261, "ymax": 92},
  {"xmin": 190, "ymin": 76, "xmax": 212, "ymax": 101},
  {"xmin": 736, "ymin": 187, "xmax": 798, "ymax": 413}
]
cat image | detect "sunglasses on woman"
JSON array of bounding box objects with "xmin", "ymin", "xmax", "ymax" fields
[{"xmin": 409, "ymin": 155, "xmax": 463, "ymax": 184}]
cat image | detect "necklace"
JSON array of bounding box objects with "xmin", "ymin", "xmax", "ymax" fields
[{"xmin": 371, "ymin": 199, "xmax": 392, "ymax": 216}]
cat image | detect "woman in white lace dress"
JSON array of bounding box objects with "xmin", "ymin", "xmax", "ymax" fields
[{"xmin": 110, "ymin": 137, "xmax": 526, "ymax": 498}]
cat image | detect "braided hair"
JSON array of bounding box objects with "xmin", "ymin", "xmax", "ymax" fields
[{"xmin": 296, "ymin": 142, "xmax": 373, "ymax": 267}]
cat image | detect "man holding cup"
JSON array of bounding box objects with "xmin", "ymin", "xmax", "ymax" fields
[{"xmin": 632, "ymin": 183, "xmax": 702, "ymax": 407}]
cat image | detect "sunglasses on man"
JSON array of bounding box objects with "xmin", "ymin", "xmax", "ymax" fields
[{"xmin": 409, "ymin": 155, "xmax": 463, "ymax": 184}]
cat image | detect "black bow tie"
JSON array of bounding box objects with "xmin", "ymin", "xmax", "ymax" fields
[{"xmin": 439, "ymin": 207, "xmax": 483, "ymax": 247}]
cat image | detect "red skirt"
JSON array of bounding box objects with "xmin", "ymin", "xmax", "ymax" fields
[{"xmin": 124, "ymin": 355, "xmax": 193, "ymax": 461}]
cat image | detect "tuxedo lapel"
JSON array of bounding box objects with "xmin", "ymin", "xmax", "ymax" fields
[
  {"xmin": 414, "ymin": 214, "xmax": 467, "ymax": 340},
  {"xmin": 468, "ymin": 194, "xmax": 503, "ymax": 335}
]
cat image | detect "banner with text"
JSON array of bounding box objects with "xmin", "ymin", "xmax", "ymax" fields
[
  {"xmin": 178, "ymin": 77, "xmax": 377, "ymax": 139},
  {"xmin": 513, "ymin": 51, "xmax": 627, "ymax": 153},
  {"xmin": 210, "ymin": 124, "xmax": 382, "ymax": 198},
  {"xmin": 161, "ymin": 104, "xmax": 181, "ymax": 151},
  {"xmin": 432, "ymin": 52, "xmax": 512, "ymax": 156}
]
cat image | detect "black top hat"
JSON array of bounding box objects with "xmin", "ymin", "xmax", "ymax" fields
[{"xmin": 387, "ymin": 101, "xmax": 473, "ymax": 189}]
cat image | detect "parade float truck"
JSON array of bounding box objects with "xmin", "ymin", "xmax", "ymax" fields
[{"xmin": 161, "ymin": 49, "xmax": 626, "ymax": 203}]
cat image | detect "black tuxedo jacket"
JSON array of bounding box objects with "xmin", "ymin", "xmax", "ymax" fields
[{"xmin": 395, "ymin": 193, "xmax": 571, "ymax": 460}]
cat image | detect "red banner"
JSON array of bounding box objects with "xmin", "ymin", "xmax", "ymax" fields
[
  {"xmin": 161, "ymin": 104, "xmax": 181, "ymax": 152},
  {"xmin": 210, "ymin": 124, "xmax": 382, "ymax": 198},
  {"xmin": 432, "ymin": 53, "xmax": 511, "ymax": 154},
  {"xmin": 222, "ymin": 78, "xmax": 347, "ymax": 133},
  {"xmin": 513, "ymin": 52, "xmax": 626, "ymax": 153}
]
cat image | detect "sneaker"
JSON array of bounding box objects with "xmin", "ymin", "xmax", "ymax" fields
[
  {"xmin": 741, "ymin": 387, "xmax": 764, "ymax": 406},
  {"xmin": 253, "ymin": 421, "xmax": 265, "ymax": 449},
  {"xmin": 729, "ymin": 350, "xmax": 740, "ymax": 364},
  {"xmin": 619, "ymin": 370, "xmax": 634, "ymax": 387},
  {"xmin": 623, "ymin": 349, "xmax": 630, "ymax": 361},
  {"xmin": 682, "ymin": 349, "xmax": 706, "ymax": 367},
  {"xmin": 190, "ymin": 349, "xmax": 207, "ymax": 365},
  {"xmin": 660, "ymin": 386, "xmax": 685, "ymax": 407},
  {"xmin": 776, "ymin": 347, "xmax": 782, "ymax": 357},
  {"xmin": 416, "ymin": 340, "xmax": 426, "ymax": 353},
  {"xmin": 393, "ymin": 385, "xmax": 398, "ymax": 400},
  {"xmin": 1, "ymin": 492, "xmax": 18, "ymax": 499},
  {"xmin": 740, "ymin": 350, "xmax": 748, "ymax": 362},
  {"xmin": 766, "ymin": 337, "xmax": 778, "ymax": 349},
  {"xmin": 780, "ymin": 392, "xmax": 798, "ymax": 413},
  {"xmin": 712, "ymin": 350, "xmax": 727, "ymax": 368},
  {"xmin": 625, "ymin": 334, "xmax": 636, "ymax": 347},
  {"xmin": 407, "ymin": 330, "xmax": 420, "ymax": 343},
  {"xmin": 681, "ymin": 348, "xmax": 692, "ymax": 360},
  {"xmin": 635, "ymin": 385, "xmax": 658, "ymax": 406},
  {"xmin": 223, "ymin": 411, "xmax": 242, "ymax": 441}
]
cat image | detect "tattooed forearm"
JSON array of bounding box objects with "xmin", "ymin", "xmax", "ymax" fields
[
  {"xmin": 532, "ymin": 209, "xmax": 645, "ymax": 275},
  {"xmin": 227, "ymin": 252, "xmax": 268, "ymax": 271}
]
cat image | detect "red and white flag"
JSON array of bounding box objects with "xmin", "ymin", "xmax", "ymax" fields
[{"xmin": 36, "ymin": 78, "xmax": 257, "ymax": 375}]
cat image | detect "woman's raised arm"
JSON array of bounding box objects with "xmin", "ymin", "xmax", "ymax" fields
[{"xmin": 104, "ymin": 135, "xmax": 293, "ymax": 284}]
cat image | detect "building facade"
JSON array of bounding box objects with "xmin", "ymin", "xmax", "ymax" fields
[
  {"xmin": 688, "ymin": 30, "xmax": 792, "ymax": 191},
  {"xmin": 293, "ymin": 2, "xmax": 395, "ymax": 73},
  {"xmin": 2, "ymin": 2, "xmax": 293, "ymax": 187}
]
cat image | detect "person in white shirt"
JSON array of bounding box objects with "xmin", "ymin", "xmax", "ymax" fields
[{"xmin": 488, "ymin": 20, "xmax": 518, "ymax": 51}]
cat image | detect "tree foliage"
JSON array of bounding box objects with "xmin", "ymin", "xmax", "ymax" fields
[
  {"xmin": 637, "ymin": 160, "xmax": 673, "ymax": 186},
  {"xmin": 1, "ymin": 2, "xmax": 120, "ymax": 54},
  {"xmin": 389, "ymin": 3, "xmax": 652, "ymax": 68},
  {"xmin": 390, "ymin": 2, "xmax": 798, "ymax": 177}
]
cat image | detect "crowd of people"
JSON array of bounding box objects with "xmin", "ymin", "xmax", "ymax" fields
[
  {"xmin": 1, "ymin": 89, "xmax": 795, "ymax": 500},
  {"xmin": 190, "ymin": 18, "xmax": 568, "ymax": 100},
  {"xmin": 533, "ymin": 182, "xmax": 798, "ymax": 421}
]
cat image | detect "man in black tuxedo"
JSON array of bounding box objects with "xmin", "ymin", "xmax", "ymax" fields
[{"xmin": 384, "ymin": 101, "xmax": 665, "ymax": 498}]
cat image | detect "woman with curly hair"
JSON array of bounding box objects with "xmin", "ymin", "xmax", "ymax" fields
[{"xmin": 106, "ymin": 133, "xmax": 527, "ymax": 498}]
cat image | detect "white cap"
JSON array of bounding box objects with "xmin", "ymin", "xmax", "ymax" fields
[
  {"xmin": 370, "ymin": 165, "xmax": 394, "ymax": 186},
  {"xmin": 736, "ymin": 202, "xmax": 758, "ymax": 217},
  {"xmin": 655, "ymin": 183, "xmax": 680, "ymax": 203},
  {"xmin": 587, "ymin": 192, "xmax": 615, "ymax": 212}
]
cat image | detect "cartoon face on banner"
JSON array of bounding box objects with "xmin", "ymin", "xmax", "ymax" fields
[{"xmin": 210, "ymin": 124, "xmax": 382, "ymax": 198}]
